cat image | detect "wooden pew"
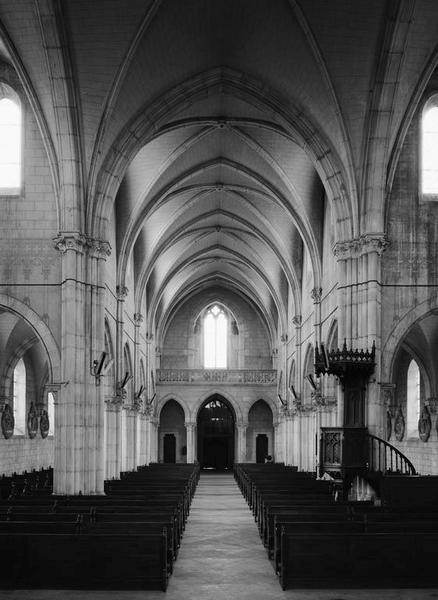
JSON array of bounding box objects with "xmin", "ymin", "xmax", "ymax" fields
[
  {"xmin": 279, "ymin": 530, "xmax": 438, "ymax": 589},
  {"xmin": 0, "ymin": 531, "xmax": 169, "ymax": 590}
]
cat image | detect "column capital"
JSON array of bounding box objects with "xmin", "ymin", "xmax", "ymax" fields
[
  {"xmin": 333, "ymin": 233, "xmax": 389, "ymax": 260},
  {"xmin": 311, "ymin": 287, "xmax": 322, "ymax": 303},
  {"xmin": 185, "ymin": 421, "xmax": 196, "ymax": 429},
  {"xmin": 116, "ymin": 285, "xmax": 129, "ymax": 300},
  {"xmin": 53, "ymin": 232, "xmax": 111, "ymax": 258},
  {"xmin": 105, "ymin": 395, "xmax": 124, "ymax": 411},
  {"xmin": 87, "ymin": 237, "xmax": 112, "ymax": 259},
  {"xmin": 53, "ymin": 231, "xmax": 87, "ymax": 254},
  {"xmin": 134, "ymin": 313, "xmax": 144, "ymax": 325}
]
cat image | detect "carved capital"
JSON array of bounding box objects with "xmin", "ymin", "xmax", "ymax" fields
[
  {"xmin": 333, "ymin": 234, "xmax": 390, "ymax": 260},
  {"xmin": 311, "ymin": 393, "xmax": 337, "ymax": 409},
  {"xmin": 88, "ymin": 237, "xmax": 111, "ymax": 259},
  {"xmin": 116, "ymin": 285, "xmax": 129, "ymax": 300},
  {"xmin": 361, "ymin": 233, "xmax": 390, "ymax": 256},
  {"xmin": 105, "ymin": 395, "xmax": 124, "ymax": 410},
  {"xmin": 144, "ymin": 403, "xmax": 155, "ymax": 417},
  {"xmin": 134, "ymin": 313, "xmax": 144, "ymax": 325},
  {"xmin": 53, "ymin": 232, "xmax": 87, "ymax": 254},
  {"xmin": 311, "ymin": 287, "xmax": 322, "ymax": 303},
  {"xmin": 280, "ymin": 333, "xmax": 288, "ymax": 343}
]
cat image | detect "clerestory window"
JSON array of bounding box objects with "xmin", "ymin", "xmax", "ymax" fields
[
  {"xmin": 0, "ymin": 94, "xmax": 21, "ymax": 193},
  {"xmin": 421, "ymin": 95, "xmax": 438, "ymax": 196},
  {"xmin": 203, "ymin": 304, "xmax": 227, "ymax": 368}
]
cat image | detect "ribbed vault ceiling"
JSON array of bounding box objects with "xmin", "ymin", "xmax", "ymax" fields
[{"xmin": 1, "ymin": 0, "xmax": 437, "ymax": 339}]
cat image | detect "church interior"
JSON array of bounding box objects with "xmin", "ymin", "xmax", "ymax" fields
[{"xmin": 1, "ymin": 0, "xmax": 438, "ymax": 596}]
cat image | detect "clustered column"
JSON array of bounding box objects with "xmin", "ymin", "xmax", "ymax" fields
[
  {"xmin": 53, "ymin": 233, "xmax": 110, "ymax": 495},
  {"xmin": 333, "ymin": 234, "xmax": 389, "ymax": 434}
]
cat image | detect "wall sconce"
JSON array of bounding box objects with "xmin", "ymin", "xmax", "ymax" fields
[{"xmin": 91, "ymin": 352, "xmax": 114, "ymax": 386}]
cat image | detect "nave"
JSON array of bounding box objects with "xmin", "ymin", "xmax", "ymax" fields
[{"xmin": 2, "ymin": 471, "xmax": 436, "ymax": 600}]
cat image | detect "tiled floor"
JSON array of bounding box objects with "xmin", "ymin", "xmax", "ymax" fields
[{"xmin": 1, "ymin": 473, "xmax": 437, "ymax": 599}]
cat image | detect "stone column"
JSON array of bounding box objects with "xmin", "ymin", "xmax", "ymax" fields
[
  {"xmin": 136, "ymin": 409, "xmax": 147, "ymax": 467},
  {"xmin": 237, "ymin": 421, "xmax": 248, "ymax": 462},
  {"xmin": 149, "ymin": 417, "xmax": 159, "ymax": 463},
  {"xmin": 284, "ymin": 409, "xmax": 296, "ymax": 465},
  {"xmin": 133, "ymin": 313, "xmax": 144, "ymax": 468},
  {"xmin": 144, "ymin": 410, "xmax": 153, "ymax": 465},
  {"xmin": 311, "ymin": 287, "xmax": 322, "ymax": 345},
  {"xmin": 115, "ymin": 285, "xmax": 128, "ymax": 474},
  {"xmin": 53, "ymin": 233, "xmax": 110, "ymax": 495},
  {"xmin": 333, "ymin": 234, "xmax": 389, "ymax": 431},
  {"xmin": 104, "ymin": 395, "xmax": 123, "ymax": 479},
  {"xmin": 291, "ymin": 315, "xmax": 302, "ymax": 403},
  {"xmin": 185, "ymin": 421, "xmax": 196, "ymax": 463}
]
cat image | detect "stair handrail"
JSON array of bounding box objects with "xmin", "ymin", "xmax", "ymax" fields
[{"xmin": 366, "ymin": 432, "xmax": 416, "ymax": 475}]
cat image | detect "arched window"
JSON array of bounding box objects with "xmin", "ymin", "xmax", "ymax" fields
[
  {"xmin": 203, "ymin": 304, "xmax": 227, "ymax": 368},
  {"xmin": 47, "ymin": 391, "xmax": 55, "ymax": 436},
  {"xmin": 13, "ymin": 358, "xmax": 26, "ymax": 435},
  {"xmin": 421, "ymin": 95, "xmax": 438, "ymax": 195},
  {"xmin": 0, "ymin": 95, "xmax": 21, "ymax": 191},
  {"xmin": 406, "ymin": 359, "xmax": 421, "ymax": 437}
]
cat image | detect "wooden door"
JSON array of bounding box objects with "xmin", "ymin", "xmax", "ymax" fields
[
  {"xmin": 256, "ymin": 433, "xmax": 269, "ymax": 463},
  {"xmin": 163, "ymin": 433, "xmax": 176, "ymax": 463}
]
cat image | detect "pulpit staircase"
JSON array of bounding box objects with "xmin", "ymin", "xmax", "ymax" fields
[
  {"xmin": 315, "ymin": 340, "xmax": 417, "ymax": 497},
  {"xmin": 319, "ymin": 426, "xmax": 416, "ymax": 498}
]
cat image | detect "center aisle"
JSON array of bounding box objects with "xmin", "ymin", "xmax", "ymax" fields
[
  {"xmin": 159, "ymin": 472, "xmax": 435, "ymax": 600},
  {"xmin": 164, "ymin": 471, "xmax": 282, "ymax": 600}
]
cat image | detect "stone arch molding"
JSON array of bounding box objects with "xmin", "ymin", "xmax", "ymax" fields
[
  {"xmin": 193, "ymin": 389, "xmax": 243, "ymax": 424},
  {"xmin": 0, "ymin": 294, "xmax": 60, "ymax": 383},
  {"xmin": 381, "ymin": 300, "xmax": 438, "ymax": 383},
  {"xmin": 156, "ymin": 394, "xmax": 190, "ymax": 423},
  {"xmin": 246, "ymin": 396, "xmax": 277, "ymax": 423}
]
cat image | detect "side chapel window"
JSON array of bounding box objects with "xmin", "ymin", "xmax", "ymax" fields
[
  {"xmin": 406, "ymin": 359, "xmax": 420, "ymax": 438},
  {"xmin": 13, "ymin": 358, "xmax": 26, "ymax": 435}
]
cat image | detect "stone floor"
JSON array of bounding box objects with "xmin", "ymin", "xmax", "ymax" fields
[{"xmin": 1, "ymin": 472, "xmax": 437, "ymax": 599}]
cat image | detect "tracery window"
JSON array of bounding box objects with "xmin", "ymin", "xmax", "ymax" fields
[
  {"xmin": 406, "ymin": 359, "xmax": 420, "ymax": 438},
  {"xmin": 0, "ymin": 94, "xmax": 21, "ymax": 192},
  {"xmin": 13, "ymin": 358, "xmax": 26, "ymax": 435},
  {"xmin": 203, "ymin": 304, "xmax": 227, "ymax": 368},
  {"xmin": 421, "ymin": 95, "xmax": 438, "ymax": 195}
]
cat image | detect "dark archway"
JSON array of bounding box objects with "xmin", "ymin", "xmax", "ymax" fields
[{"xmin": 197, "ymin": 395, "xmax": 235, "ymax": 470}]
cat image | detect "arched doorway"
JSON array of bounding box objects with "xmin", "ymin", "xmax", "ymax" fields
[
  {"xmin": 159, "ymin": 400, "xmax": 186, "ymax": 463},
  {"xmin": 247, "ymin": 399, "xmax": 274, "ymax": 462},
  {"xmin": 197, "ymin": 396, "xmax": 235, "ymax": 470}
]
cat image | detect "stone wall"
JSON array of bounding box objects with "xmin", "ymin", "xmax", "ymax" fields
[{"xmin": 0, "ymin": 436, "xmax": 53, "ymax": 476}]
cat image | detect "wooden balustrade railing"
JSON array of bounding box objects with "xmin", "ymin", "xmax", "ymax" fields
[{"xmin": 367, "ymin": 432, "xmax": 416, "ymax": 475}]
